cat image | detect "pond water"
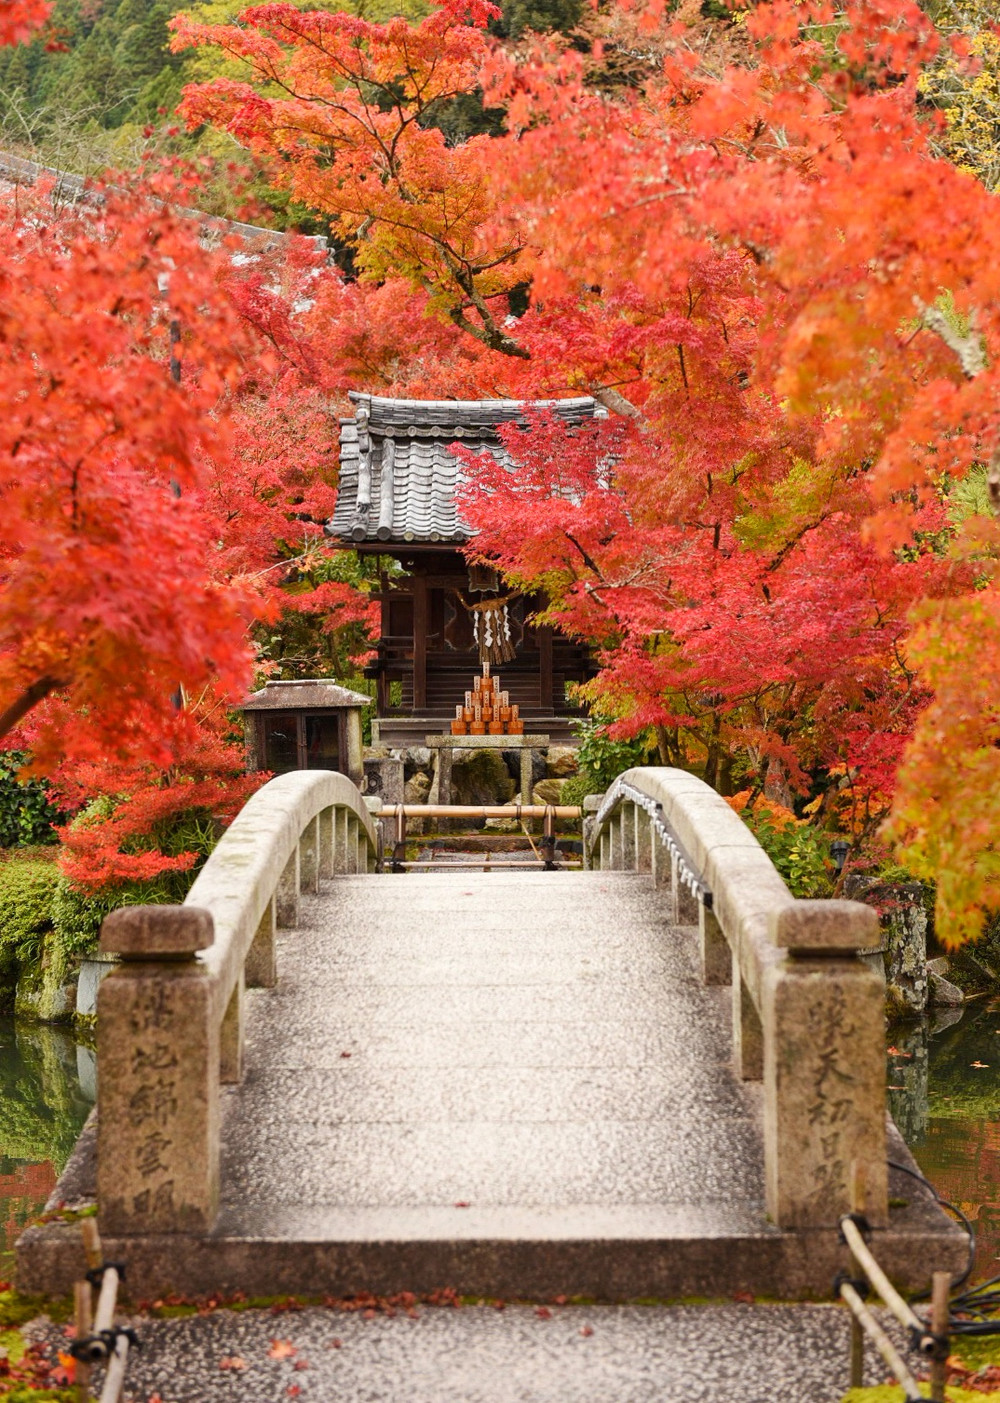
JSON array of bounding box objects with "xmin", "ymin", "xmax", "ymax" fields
[
  {"xmin": 0, "ymin": 1015, "xmax": 94, "ymax": 1278},
  {"xmin": 0, "ymin": 1004, "xmax": 998, "ymax": 1284},
  {"xmin": 888, "ymin": 998, "xmax": 1000, "ymax": 1282}
]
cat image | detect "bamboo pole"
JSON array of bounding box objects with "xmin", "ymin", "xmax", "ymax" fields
[
  {"xmin": 930, "ymin": 1270, "xmax": 951, "ymax": 1403},
  {"xmin": 839, "ymin": 1282, "xmax": 924, "ymax": 1402},
  {"xmin": 840, "ymin": 1217, "xmax": 924, "ymax": 1334},
  {"xmin": 74, "ymin": 1279, "xmax": 92, "ymax": 1403},
  {"xmin": 378, "ymin": 804, "xmax": 582, "ymax": 820},
  {"xmin": 99, "ymin": 1336, "xmax": 130, "ymax": 1403}
]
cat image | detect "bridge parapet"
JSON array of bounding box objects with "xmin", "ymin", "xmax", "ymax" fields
[
  {"xmin": 588, "ymin": 768, "xmax": 886, "ymax": 1233},
  {"xmin": 95, "ymin": 771, "xmax": 377, "ymax": 1238}
]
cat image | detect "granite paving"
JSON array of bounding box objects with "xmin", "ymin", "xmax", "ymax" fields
[
  {"xmin": 219, "ymin": 872, "xmax": 765, "ymax": 1221},
  {"xmin": 32, "ymin": 1300, "xmax": 909, "ymax": 1402}
]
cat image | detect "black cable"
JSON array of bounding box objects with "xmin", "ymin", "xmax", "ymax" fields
[{"xmin": 887, "ymin": 1159, "xmax": 976, "ymax": 1292}]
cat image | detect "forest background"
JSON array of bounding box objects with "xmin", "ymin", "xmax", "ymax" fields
[{"xmin": 2, "ymin": 0, "xmax": 1000, "ymax": 1011}]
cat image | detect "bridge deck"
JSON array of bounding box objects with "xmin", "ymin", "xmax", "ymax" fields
[
  {"xmin": 19, "ymin": 867, "xmax": 962, "ymax": 1299},
  {"xmin": 219, "ymin": 872, "xmax": 767, "ymax": 1246}
]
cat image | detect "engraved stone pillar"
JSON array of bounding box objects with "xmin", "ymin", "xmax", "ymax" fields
[
  {"xmin": 276, "ymin": 846, "xmax": 300, "ymax": 928},
  {"xmin": 318, "ymin": 806, "xmax": 335, "ymax": 880},
  {"xmin": 245, "ymin": 895, "xmax": 276, "ymax": 989},
  {"xmin": 635, "ymin": 807, "xmax": 652, "ymax": 873},
  {"xmin": 764, "ymin": 900, "xmax": 887, "ymax": 1229},
  {"xmin": 733, "ymin": 955, "xmax": 764, "ymax": 1080},
  {"xmin": 219, "ymin": 970, "xmax": 244, "ymax": 1084},
  {"xmin": 97, "ymin": 906, "xmax": 218, "ymax": 1235},
  {"xmin": 299, "ymin": 815, "xmax": 320, "ymax": 894},
  {"xmin": 699, "ymin": 905, "xmax": 731, "ymax": 986}
]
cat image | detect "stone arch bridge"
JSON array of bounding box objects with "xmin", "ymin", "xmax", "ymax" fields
[{"xmin": 19, "ymin": 769, "xmax": 963, "ymax": 1300}]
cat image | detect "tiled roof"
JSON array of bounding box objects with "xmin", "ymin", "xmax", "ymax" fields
[
  {"xmin": 242, "ymin": 679, "xmax": 371, "ymax": 710},
  {"xmin": 328, "ymin": 392, "xmax": 604, "ymax": 546}
]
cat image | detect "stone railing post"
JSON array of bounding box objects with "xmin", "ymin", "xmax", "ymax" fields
[
  {"xmin": 335, "ymin": 808, "xmax": 350, "ymax": 874},
  {"xmin": 318, "ymin": 806, "xmax": 335, "ymax": 879},
  {"xmin": 635, "ymin": 806, "xmax": 652, "ymax": 873},
  {"xmin": 733, "ymin": 962, "xmax": 764, "ymax": 1080},
  {"xmin": 670, "ymin": 855, "xmax": 699, "ymax": 924},
  {"xmin": 764, "ymin": 900, "xmax": 887, "ymax": 1229},
  {"xmin": 699, "ymin": 905, "xmax": 730, "ymax": 986},
  {"xmin": 300, "ymin": 815, "xmax": 320, "ymax": 894},
  {"xmin": 608, "ymin": 811, "xmax": 623, "ymax": 867},
  {"xmin": 96, "ymin": 906, "xmax": 218, "ymax": 1235},
  {"xmin": 620, "ymin": 802, "xmax": 637, "ymax": 869},
  {"xmin": 276, "ymin": 845, "xmax": 300, "ymax": 928},
  {"xmin": 650, "ymin": 827, "xmax": 669, "ymax": 889}
]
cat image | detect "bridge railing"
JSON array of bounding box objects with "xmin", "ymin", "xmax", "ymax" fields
[
  {"xmin": 95, "ymin": 771, "xmax": 377, "ymax": 1237},
  {"xmin": 587, "ymin": 768, "xmax": 886, "ymax": 1232}
]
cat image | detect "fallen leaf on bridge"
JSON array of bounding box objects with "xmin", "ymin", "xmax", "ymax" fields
[
  {"xmin": 580, "ymin": 1326, "xmax": 594, "ymax": 1337},
  {"xmin": 971, "ymin": 1061, "xmax": 990, "ymax": 1068},
  {"xmin": 535, "ymin": 1307, "xmax": 552, "ymax": 1320},
  {"xmin": 454, "ymin": 1200, "xmax": 470, "ymax": 1208},
  {"xmin": 268, "ymin": 1341, "xmax": 296, "ymax": 1360},
  {"xmin": 219, "ymin": 1356, "xmax": 247, "ymax": 1370},
  {"xmin": 340, "ymin": 1051, "xmax": 352, "ymax": 1058},
  {"xmin": 327, "ymin": 1339, "xmax": 342, "ymax": 1349},
  {"xmin": 287, "ymin": 1387, "xmax": 301, "ymax": 1397},
  {"xmin": 293, "ymin": 1359, "xmax": 310, "ymax": 1371}
]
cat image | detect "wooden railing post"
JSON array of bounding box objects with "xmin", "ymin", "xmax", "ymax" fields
[
  {"xmin": 97, "ymin": 906, "xmax": 218, "ymax": 1234},
  {"xmin": 764, "ymin": 900, "xmax": 886, "ymax": 1228}
]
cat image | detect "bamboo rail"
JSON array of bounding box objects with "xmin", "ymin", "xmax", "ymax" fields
[
  {"xmin": 71, "ymin": 1219, "xmax": 137, "ymax": 1403},
  {"xmin": 838, "ymin": 1213, "xmax": 950, "ymax": 1401},
  {"xmin": 378, "ymin": 804, "xmax": 581, "ymax": 819}
]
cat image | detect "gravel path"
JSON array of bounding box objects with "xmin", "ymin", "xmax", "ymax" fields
[{"xmin": 28, "ymin": 1299, "xmax": 911, "ymax": 1403}]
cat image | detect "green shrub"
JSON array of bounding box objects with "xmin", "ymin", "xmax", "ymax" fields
[
  {"xmin": 560, "ymin": 774, "xmax": 597, "ymax": 808},
  {"xmin": 572, "ymin": 719, "xmax": 650, "ymax": 791},
  {"xmin": 744, "ymin": 812, "xmax": 834, "ymax": 898},
  {"xmin": 0, "ymin": 859, "xmax": 59, "ymax": 976},
  {"xmin": 0, "ymin": 752, "xmax": 64, "ymax": 848},
  {"xmin": 52, "ymin": 870, "xmax": 200, "ymax": 961}
]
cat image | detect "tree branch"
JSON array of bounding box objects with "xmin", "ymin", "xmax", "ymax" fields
[
  {"xmin": 919, "ymin": 302, "xmax": 986, "ymax": 379},
  {"xmin": 0, "ymin": 673, "xmax": 65, "ymax": 745}
]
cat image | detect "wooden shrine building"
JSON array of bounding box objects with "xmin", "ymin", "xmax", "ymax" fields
[{"xmin": 327, "ymin": 392, "xmax": 601, "ymax": 747}]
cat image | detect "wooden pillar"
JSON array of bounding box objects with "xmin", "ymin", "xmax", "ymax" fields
[
  {"xmin": 413, "ymin": 577, "xmax": 428, "ymax": 713},
  {"xmin": 538, "ymin": 625, "xmax": 553, "ymax": 711}
]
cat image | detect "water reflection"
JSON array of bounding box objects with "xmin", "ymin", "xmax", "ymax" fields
[
  {"xmin": 0, "ymin": 1016, "xmax": 95, "ymax": 1272},
  {"xmin": 890, "ymin": 999, "xmax": 1000, "ymax": 1281}
]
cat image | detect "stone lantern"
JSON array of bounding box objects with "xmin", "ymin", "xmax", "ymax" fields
[{"xmin": 240, "ymin": 679, "xmax": 370, "ymax": 787}]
